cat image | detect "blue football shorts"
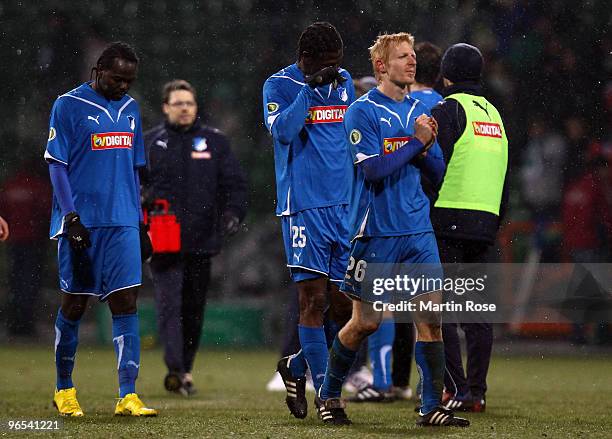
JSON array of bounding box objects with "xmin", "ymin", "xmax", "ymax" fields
[
  {"xmin": 281, "ymin": 205, "xmax": 350, "ymax": 283},
  {"xmin": 340, "ymin": 231, "xmax": 443, "ymax": 303},
  {"xmin": 57, "ymin": 226, "xmax": 141, "ymax": 300}
]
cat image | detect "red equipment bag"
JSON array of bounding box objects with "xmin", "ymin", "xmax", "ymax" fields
[{"xmin": 144, "ymin": 199, "xmax": 181, "ymax": 253}]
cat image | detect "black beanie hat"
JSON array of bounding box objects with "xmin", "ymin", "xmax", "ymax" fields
[{"xmin": 441, "ymin": 43, "xmax": 483, "ymax": 83}]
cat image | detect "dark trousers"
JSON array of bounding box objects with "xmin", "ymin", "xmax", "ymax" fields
[
  {"xmin": 438, "ymin": 237, "xmax": 494, "ymax": 399},
  {"xmin": 7, "ymin": 243, "xmax": 46, "ymax": 336},
  {"xmin": 150, "ymin": 254, "xmax": 211, "ymax": 374}
]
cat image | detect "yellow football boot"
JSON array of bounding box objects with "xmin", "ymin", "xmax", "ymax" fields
[
  {"xmin": 53, "ymin": 387, "xmax": 84, "ymax": 417},
  {"xmin": 114, "ymin": 393, "xmax": 158, "ymax": 417}
]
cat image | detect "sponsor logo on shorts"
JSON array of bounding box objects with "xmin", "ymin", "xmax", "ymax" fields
[
  {"xmin": 383, "ymin": 136, "xmax": 411, "ymax": 155},
  {"xmin": 91, "ymin": 132, "xmax": 134, "ymax": 150},
  {"xmin": 305, "ymin": 105, "xmax": 347, "ymax": 124},
  {"xmin": 472, "ymin": 122, "xmax": 502, "ymax": 138}
]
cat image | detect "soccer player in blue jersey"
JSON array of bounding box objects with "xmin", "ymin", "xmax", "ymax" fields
[
  {"xmin": 318, "ymin": 33, "xmax": 469, "ymax": 427},
  {"xmin": 373, "ymin": 41, "xmax": 444, "ymax": 402},
  {"xmin": 45, "ymin": 42, "xmax": 156, "ymax": 417},
  {"xmin": 262, "ymin": 22, "xmax": 354, "ymax": 423}
]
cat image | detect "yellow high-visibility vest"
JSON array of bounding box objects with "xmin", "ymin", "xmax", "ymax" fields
[{"xmin": 434, "ymin": 93, "xmax": 508, "ymax": 215}]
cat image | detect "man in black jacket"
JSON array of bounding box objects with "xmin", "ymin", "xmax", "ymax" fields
[
  {"xmin": 142, "ymin": 79, "xmax": 247, "ymax": 395},
  {"xmin": 430, "ymin": 44, "xmax": 509, "ymax": 412}
]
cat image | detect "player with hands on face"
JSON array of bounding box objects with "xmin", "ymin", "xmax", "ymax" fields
[{"xmin": 262, "ymin": 22, "xmax": 355, "ymax": 424}]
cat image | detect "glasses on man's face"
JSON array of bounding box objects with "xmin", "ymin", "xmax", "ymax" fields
[{"xmin": 168, "ymin": 101, "xmax": 196, "ymax": 108}]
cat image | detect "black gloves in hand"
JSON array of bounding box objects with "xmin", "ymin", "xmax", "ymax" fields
[
  {"xmin": 305, "ymin": 66, "xmax": 347, "ymax": 89},
  {"xmin": 64, "ymin": 212, "xmax": 91, "ymax": 251},
  {"xmin": 222, "ymin": 212, "xmax": 240, "ymax": 236},
  {"xmin": 139, "ymin": 222, "xmax": 153, "ymax": 262}
]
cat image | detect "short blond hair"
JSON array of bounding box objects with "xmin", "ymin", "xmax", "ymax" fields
[{"xmin": 369, "ymin": 33, "xmax": 415, "ymax": 80}]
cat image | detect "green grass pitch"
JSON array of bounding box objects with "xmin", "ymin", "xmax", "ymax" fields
[{"xmin": 1, "ymin": 346, "xmax": 611, "ymax": 438}]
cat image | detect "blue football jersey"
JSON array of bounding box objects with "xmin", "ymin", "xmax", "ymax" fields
[
  {"xmin": 262, "ymin": 64, "xmax": 355, "ymax": 216},
  {"xmin": 345, "ymin": 88, "xmax": 443, "ymax": 239},
  {"xmin": 44, "ymin": 82, "xmax": 145, "ymax": 238},
  {"xmin": 410, "ymin": 89, "xmax": 443, "ymax": 111}
]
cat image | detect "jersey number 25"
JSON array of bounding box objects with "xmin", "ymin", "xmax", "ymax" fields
[{"xmin": 291, "ymin": 226, "xmax": 306, "ymax": 248}]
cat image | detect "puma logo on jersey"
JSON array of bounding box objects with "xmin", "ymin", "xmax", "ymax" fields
[
  {"xmin": 155, "ymin": 140, "xmax": 168, "ymax": 149},
  {"xmin": 473, "ymin": 101, "xmax": 490, "ymax": 119},
  {"xmin": 88, "ymin": 115, "xmax": 100, "ymax": 124},
  {"xmin": 380, "ymin": 117, "xmax": 392, "ymax": 127}
]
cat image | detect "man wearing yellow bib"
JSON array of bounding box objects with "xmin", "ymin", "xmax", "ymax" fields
[{"xmin": 430, "ymin": 43, "xmax": 508, "ymax": 413}]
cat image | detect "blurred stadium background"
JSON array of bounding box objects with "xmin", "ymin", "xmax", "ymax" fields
[{"xmin": 0, "ymin": 0, "xmax": 610, "ymax": 349}]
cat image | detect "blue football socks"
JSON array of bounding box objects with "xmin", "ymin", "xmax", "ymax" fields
[
  {"xmin": 320, "ymin": 336, "xmax": 357, "ymax": 400},
  {"xmin": 112, "ymin": 313, "xmax": 140, "ymax": 397},
  {"xmin": 298, "ymin": 325, "xmax": 328, "ymax": 391},
  {"xmin": 324, "ymin": 319, "xmax": 341, "ymax": 348},
  {"xmin": 369, "ymin": 318, "xmax": 395, "ymax": 391},
  {"xmin": 54, "ymin": 309, "xmax": 80, "ymax": 390},
  {"xmin": 415, "ymin": 341, "xmax": 445, "ymax": 414},
  {"xmin": 287, "ymin": 348, "xmax": 307, "ymax": 378}
]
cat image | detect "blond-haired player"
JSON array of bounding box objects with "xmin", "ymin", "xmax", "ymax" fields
[{"xmin": 317, "ymin": 33, "xmax": 469, "ymax": 427}]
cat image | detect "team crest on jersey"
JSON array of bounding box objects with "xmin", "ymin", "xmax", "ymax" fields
[
  {"xmin": 305, "ymin": 105, "xmax": 347, "ymax": 124},
  {"xmin": 193, "ymin": 137, "xmax": 208, "ymax": 151},
  {"xmin": 91, "ymin": 132, "xmax": 133, "ymax": 150},
  {"xmin": 127, "ymin": 115, "xmax": 136, "ymax": 131},
  {"xmin": 267, "ymin": 102, "xmax": 279, "ymax": 113},
  {"xmin": 338, "ymin": 87, "xmax": 348, "ymax": 102},
  {"xmin": 48, "ymin": 127, "xmax": 56, "ymax": 142},
  {"xmin": 383, "ymin": 136, "xmax": 412, "ymax": 155},
  {"xmin": 472, "ymin": 122, "xmax": 502, "ymax": 138},
  {"xmin": 350, "ymin": 129, "xmax": 362, "ymax": 145}
]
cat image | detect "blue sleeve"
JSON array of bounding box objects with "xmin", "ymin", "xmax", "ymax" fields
[
  {"xmin": 263, "ymin": 78, "xmax": 315, "ymax": 145},
  {"xmin": 133, "ymin": 107, "xmax": 146, "ymax": 168},
  {"xmin": 48, "ymin": 161, "xmax": 75, "ymax": 216},
  {"xmin": 134, "ymin": 168, "xmax": 143, "ymax": 222},
  {"xmin": 44, "ymin": 97, "xmax": 73, "ymax": 165},
  {"xmin": 359, "ymin": 139, "xmax": 425, "ymax": 182},
  {"xmin": 414, "ymin": 142, "xmax": 446, "ymax": 185},
  {"xmin": 345, "ymin": 104, "xmax": 381, "ymax": 163}
]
